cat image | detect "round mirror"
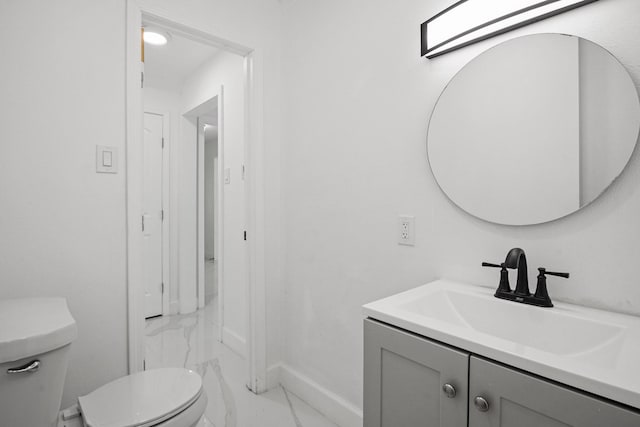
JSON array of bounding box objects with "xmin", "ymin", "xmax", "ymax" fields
[{"xmin": 427, "ymin": 33, "xmax": 640, "ymax": 225}]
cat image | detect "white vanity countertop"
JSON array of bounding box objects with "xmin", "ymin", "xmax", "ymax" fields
[{"xmin": 363, "ymin": 279, "xmax": 640, "ymax": 410}]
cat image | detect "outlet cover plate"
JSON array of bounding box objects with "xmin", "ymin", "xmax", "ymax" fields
[{"xmin": 398, "ymin": 215, "xmax": 415, "ymax": 246}]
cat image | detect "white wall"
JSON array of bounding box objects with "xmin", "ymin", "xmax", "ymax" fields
[
  {"xmin": 0, "ymin": 0, "xmax": 128, "ymax": 408},
  {"xmin": 181, "ymin": 51, "xmax": 247, "ymax": 349},
  {"xmin": 281, "ymin": 0, "xmax": 640, "ymax": 423}
]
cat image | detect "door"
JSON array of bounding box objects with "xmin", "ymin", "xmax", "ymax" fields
[
  {"xmin": 469, "ymin": 356, "xmax": 640, "ymax": 427},
  {"xmin": 364, "ymin": 319, "xmax": 469, "ymax": 427},
  {"xmin": 143, "ymin": 112, "xmax": 164, "ymax": 318}
]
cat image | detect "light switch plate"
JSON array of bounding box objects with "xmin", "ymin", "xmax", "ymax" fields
[{"xmin": 96, "ymin": 145, "xmax": 118, "ymax": 174}]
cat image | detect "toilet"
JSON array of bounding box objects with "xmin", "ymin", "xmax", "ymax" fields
[{"xmin": 0, "ymin": 298, "xmax": 207, "ymax": 427}]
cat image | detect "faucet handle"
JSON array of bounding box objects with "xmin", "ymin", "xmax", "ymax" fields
[
  {"xmin": 483, "ymin": 262, "xmax": 511, "ymax": 293},
  {"xmin": 534, "ymin": 267, "xmax": 570, "ymax": 307},
  {"xmin": 542, "ymin": 269, "xmax": 570, "ymax": 279},
  {"xmin": 482, "ymin": 262, "xmax": 502, "ymax": 268}
]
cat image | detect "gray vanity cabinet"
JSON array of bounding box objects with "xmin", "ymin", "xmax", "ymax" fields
[
  {"xmin": 363, "ymin": 319, "xmax": 469, "ymax": 427},
  {"xmin": 364, "ymin": 319, "xmax": 640, "ymax": 427},
  {"xmin": 469, "ymin": 356, "xmax": 640, "ymax": 427}
]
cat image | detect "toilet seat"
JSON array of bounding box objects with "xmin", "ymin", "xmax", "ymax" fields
[{"xmin": 78, "ymin": 368, "xmax": 203, "ymax": 427}]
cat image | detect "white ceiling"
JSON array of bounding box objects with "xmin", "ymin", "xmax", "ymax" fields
[{"xmin": 143, "ymin": 29, "xmax": 220, "ymax": 91}]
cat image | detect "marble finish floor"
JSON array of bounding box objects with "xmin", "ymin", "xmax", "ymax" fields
[
  {"xmin": 204, "ymin": 259, "xmax": 217, "ymax": 305},
  {"xmin": 145, "ymin": 303, "xmax": 339, "ymax": 427}
]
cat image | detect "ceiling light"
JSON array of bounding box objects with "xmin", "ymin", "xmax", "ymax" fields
[
  {"xmin": 143, "ymin": 28, "xmax": 170, "ymax": 46},
  {"xmin": 421, "ymin": 0, "xmax": 599, "ymax": 58}
]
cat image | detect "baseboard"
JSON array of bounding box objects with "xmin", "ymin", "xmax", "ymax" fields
[
  {"xmin": 179, "ymin": 297, "xmax": 198, "ymax": 314},
  {"xmin": 266, "ymin": 363, "xmax": 281, "ymax": 390},
  {"xmin": 222, "ymin": 326, "xmax": 246, "ymax": 357},
  {"xmin": 278, "ymin": 363, "xmax": 363, "ymax": 427},
  {"xmin": 169, "ymin": 300, "xmax": 179, "ymax": 315}
]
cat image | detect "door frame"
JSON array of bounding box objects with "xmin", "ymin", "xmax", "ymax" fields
[
  {"xmin": 125, "ymin": 2, "xmax": 268, "ymax": 393},
  {"xmin": 143, "ymin": 111, "xmax": 171, "ymax": 317}
]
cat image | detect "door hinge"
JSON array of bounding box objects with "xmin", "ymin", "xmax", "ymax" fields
[
  {"xmin": 161, "ymin": 137, "xmax": 165, "ymax": 149},
  {"xmin": 141, "ymin": 215, "xmax": 145, "ymax": 232},
  {"xmin": 244, "ymin": 230, "xmax": 247, "ymax": 241},
  {"xmin": 143, "ymin": 359, "xmax": 146, "ymax": 371},
  {"xmin": 141, "ymin": 71, "xmax": 144, "ymax": 88},
  {"xmin": 161, "ymin": 210, "xmax": 164, "ymax": 221},
  {"xmin": 161, "ymin": 282, "xmax": 164, "ymax": 294}
]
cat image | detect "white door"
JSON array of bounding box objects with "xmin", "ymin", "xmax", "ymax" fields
[{"xmin": 143, "ymin": 112, "xmax": 164, "ymax": 318}]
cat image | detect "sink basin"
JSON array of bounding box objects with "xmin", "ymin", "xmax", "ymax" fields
[
  {"xmin": 399, "ymin": 286, "xmax": 624, "ymax": 355},
  {"xmin": 363, "ymin": 279, "xmax": 640, "ymax": 409}
]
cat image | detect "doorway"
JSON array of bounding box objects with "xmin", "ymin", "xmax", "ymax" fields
[{"xmin": 127, "ymin": 4, "xmax": 267, "ymax": 393}]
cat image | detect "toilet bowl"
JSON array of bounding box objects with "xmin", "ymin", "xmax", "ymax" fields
[{"xmin": 0, "ymin": 298, "xmax": 207, "ymax": 427}]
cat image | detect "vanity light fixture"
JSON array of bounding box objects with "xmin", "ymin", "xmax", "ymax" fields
[
  {"xmin": 143, "ymin": 27, "xmax": 171, "ymax": 46},
  {"xmin": 421, "ymin": 0, "xmax": 599, "ymax": 58}
]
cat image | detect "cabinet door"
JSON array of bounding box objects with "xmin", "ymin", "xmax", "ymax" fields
[
  {"xmin": 364, "ymin": 319, "xmax": 469, "ymax": 427},
  {"xmin": 469, "ymin": 356, "xmax": 640, "ymax": 427}
]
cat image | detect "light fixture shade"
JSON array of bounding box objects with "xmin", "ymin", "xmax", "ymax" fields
[
  {"xmin": 421, "ymin": 0, "xmax": 599, "ymax": 58},
  {"xmin": 143, "ymin": 28, "xmax": 170, "ymax": 46}
]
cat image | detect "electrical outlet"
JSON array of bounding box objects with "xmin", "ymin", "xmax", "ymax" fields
[{"xmin": 398, "ymin": 215, "xmax": 415, "ymax": 246}]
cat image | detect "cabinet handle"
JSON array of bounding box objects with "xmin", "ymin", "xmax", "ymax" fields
[
  {"xmin": 7, "ymin": 360, "xmax": 40, "ymax": 374},
  {"xmin": 442, "ymin": 383, "xmax": 457, "ymax": 398},
  {"xmin": 474, "ymin": 396, "xmax": 490, "ymax": 412},
  {"xmin": 473, "ymin": 396, "xmax": 489, "ymax": 412}
]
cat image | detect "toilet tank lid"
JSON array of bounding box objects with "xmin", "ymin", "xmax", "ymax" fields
[{"xmin": 0, "ymin": 298, "xmax": 77, "ymax": 363}]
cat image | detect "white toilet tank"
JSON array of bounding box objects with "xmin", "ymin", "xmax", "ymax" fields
[{"xmin": 0, "ymin": 298, "xmax": 77, "ymax": 427}]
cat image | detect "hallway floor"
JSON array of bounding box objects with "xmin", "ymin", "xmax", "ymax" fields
[
  {"xmin": 205, "ymin": 259, "xmax": 217, "ymax": 305},
  {"xmin": 145, "ymin": 303, "xmax": 339, "ymax": 427}
]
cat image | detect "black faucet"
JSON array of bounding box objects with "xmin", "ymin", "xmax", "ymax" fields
[
  {"xmin": 504, "ymin": 248, "xmax": 529, "ymax": 296},
  {"xmin": 483, "ymin": 248, "xmax": 569, "ymax": 307}
]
